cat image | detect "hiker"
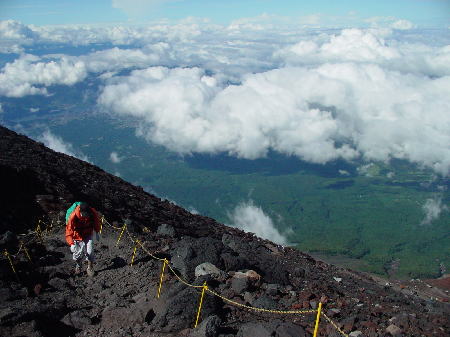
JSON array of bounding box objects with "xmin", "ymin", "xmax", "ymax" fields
[{"xmin": 65, "ymin": 202, "xmax": 101, "ymax": 276}]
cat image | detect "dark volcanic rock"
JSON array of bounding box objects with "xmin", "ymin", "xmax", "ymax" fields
[
  {"xmin": 151, "ymin": 283, "xmax": 221, "ymax": 332},
  {"xmin": 157, "ymin": 223, "xmax": 176, "ymax": 237},
  {"xmin": 61, "ymin": 310, "xmax": 92, "ymax": 330},
  {"xmin": 171, "ymin": 237, "xmax": 226, "ymax": 280},
  {"xmin": 237, "ymin": 321, "xmax": 305, "ymax": 337},
  {"xmin": 190, "ymin": 315, "xmax": 221, "ymax": 337}
]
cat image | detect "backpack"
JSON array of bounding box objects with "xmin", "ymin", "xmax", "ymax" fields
[{"xmin": 66, "ymin": 202, "xmax": 82, "ymax": 224}]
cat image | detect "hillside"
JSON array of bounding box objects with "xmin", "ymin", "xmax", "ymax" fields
[{"xmin": 0, "ymin": 125, "xmax": 449, "ymax": 337}]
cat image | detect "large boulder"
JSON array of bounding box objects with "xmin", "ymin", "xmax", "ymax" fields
[
  {"xmin": 171, "ymin": 237, "xmax": 227, "ymax": 279},
  {"xmin": 190, "ymin": 315, "xmax": 221, "ymax": 337},
  {"xmin": 195, "ymin": 263, "xmax": 226, "ymax": 280},
  {"xmin": 61, "ymin": 310, "xmax": 92, "ymax": 330},
  {"xmin": 150, "ymin": 283, "xmax": 221, "ymax": 333},
  {"xmin": 157, "ymin": 224, "xmax": 176, "ymax": 237},
  {"xmin": 231, "ymin": 270, "xmax": 261, "ymax": 294},
  {"xmin": 101, "ymin": 301, "xmax": 155, "ymax": 330}
]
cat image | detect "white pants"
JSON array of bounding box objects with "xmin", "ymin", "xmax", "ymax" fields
[{"xmin": 70, "ymin": 235, "xmax": 94, "ymax": 262}]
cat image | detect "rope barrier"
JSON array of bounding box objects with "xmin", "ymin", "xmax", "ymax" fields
[
  {"xmin": 135, "ymin": 239, "xmax": 165, "ymax": 262},
  {"xmin": 322, "ymin": 312, "xmax": 349, "ymax": 337},
  {"xmin": 157, "ymin": 259, "xmax": 168, "ymax": 298},
  {"xmin": 22, "ymin": 242, "xmax": 32, "ymax": 262},
  {"xmin": 3, "ymin": 249, "xmax": 16, "ymax": 274},
  {"xmin": 0, "ymin": 215, "xmax": 351, "ymax": 337},
  {"xmin": 107, "ymin": 217, "xmax": 348, "ymax": 335},
  {"xmin": 166, "ymin": 263, "xmax": 204, "ymax": 289},
  {"xmin": 116, "ymin": 224, "xmax": 127, "ymax": 246},
  {"xmin": 194, "ymin": 281, "xmax": 208, "ymax": 328},
  {"xmin": 206, "ymin": 288, "xmax": 316, "ymax": 315}
]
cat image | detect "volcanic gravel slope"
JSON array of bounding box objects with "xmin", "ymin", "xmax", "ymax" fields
[{"xmin": 0, "ymin": 124, "xmax": 449, "ymax": 337}]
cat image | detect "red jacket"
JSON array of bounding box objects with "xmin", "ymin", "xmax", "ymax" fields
[{"xmin": 65, "ymin": 205, "xmax": 101, "ymax": 246}]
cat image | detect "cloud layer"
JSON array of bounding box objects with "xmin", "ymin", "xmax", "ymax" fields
[
  {"xmin": 98, "ymin": 59, "xmax": 450, "ymax": 175},
  {"xmin": 421, "ymin": 196, "xmax": 448, "ymax": 225},
  {"xmin": 228, "ymin": 201, "xmax": 288, "ymax": 245},
  {"xmin": 39, "ymin": 130, "xmax": 89, "ymax": 162},
  {"xmin": 1, "ymin": 21, "xmax": 450, "ymax": 175}
]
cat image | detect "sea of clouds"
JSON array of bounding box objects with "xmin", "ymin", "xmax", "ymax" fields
[
  {"xmin": 1, "ymin": 19, "xmax": 449, "ymax": 236},
  {"xmin": 1, "ymin": 20, "xmax": 449, "ymax": 177}
]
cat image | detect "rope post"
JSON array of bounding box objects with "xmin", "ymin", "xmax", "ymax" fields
[
  {"xmin": 22, "ymin": 243, "xmax": 32, "ymax": 262},
  {"xmin": 313, "ymin": 302, "xmax": 323, "ymax": 337},
  {"xmin": 116, "ymin": 224, "xmax": 127, "ymax": 246},
  {"xmin": 157, "ymin": 259, "xmax": 168, "ymax": 298},
  {"xmin": 36, "ymin": 222, "xmax": 43, "ymax": 242},
  {"xmin": 3, "ymin": 249, "xmax": 16, "ymax": 274},
  {"xmin": 194, "ymin": 281, "xmax": 208, "ymax": 328},
  {"xmin": 130, "ymin": 240, "xmax": 139, "ymax": 266}
]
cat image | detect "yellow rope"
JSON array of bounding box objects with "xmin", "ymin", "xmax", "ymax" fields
[
  {"xmin": 166, "ymin": 263, "xmax": 204, "ymax": 289},
  {"xmin": 116, "ymin": 224, "xmax": 127, "ymax": 246},
  {"xmin": 322, "ymin": 312, "xmax": 349, "ymax": 337},
  {"xmin": 3, "ymin": 249, "xmax": 16, "ymax": 274},
  {"xmin": 10, "ymin": 242, "xmax": 23, "ymax": 258},
  {"xmin": 207, "ymin": 288, "xmax": 317, "ymax": 315},
  {"xmin": 22, "ymin": 243, "xmax": 32, "ymax": 262},
  {"xmin": 102, "ymin": 218, "xmax": 124, "ymax": 230},
  {"xmin": 135, "ymin": 240, "xmax": 166, "ymax": 262}
]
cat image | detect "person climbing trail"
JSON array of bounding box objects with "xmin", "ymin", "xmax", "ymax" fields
[{"xmin": 65, "ymin": 202, "xmax": 101, "ymax": 276}]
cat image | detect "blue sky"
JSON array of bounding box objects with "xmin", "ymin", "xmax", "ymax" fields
[{"xmin": 0, "ymin": 0, "xmax": 449, "ymax": 27}]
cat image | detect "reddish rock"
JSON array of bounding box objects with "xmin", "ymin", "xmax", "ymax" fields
[
  {"xmin": 291, "ymin": 303, "xmax": 302, "ymax": 310},
  {"xmin": 361, "ymin": 321, "xmax": 378, "ymax": 330},
  {"xmin": 33, "ymin": 284, "xmax": 42, "ymax": 296}
]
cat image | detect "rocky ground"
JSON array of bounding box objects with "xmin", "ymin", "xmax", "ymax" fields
[{"xmin": 1, "ymin": 125, "xmax": 449, "ymax": 337}]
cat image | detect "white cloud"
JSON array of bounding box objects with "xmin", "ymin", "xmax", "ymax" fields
[
  {"xmin": 276, "ymin": 28, "xmax": 450, "ymax": 77},
  {"xmin": 357, "ymin": 163, "xmax": 376, "ymax": 177},
  {"xmin": 2, "ymin": 23, "xmax": 450, "ymax": 176},
  {"xmin": 98, "ymin": 59, "xmax": 450, "ymax": 175},
  {"xmin": 420, "ymin": 196, "xmax": 448, "ymax": 225},
  {"xmin": 0, "ymin": 20, "xmax": 37, "ymax": 53},
  {"xmin": 391, "ymin": 19, "xmax": 414, "ymax": 30},
  {"xmin": 39, "ymin": 130, "xmax": 89, "ymax": 162},
  {"xmin": 339, "ymin": 170, "xmax": 350, "ymax": 176},
  {"xmin": 109, "ymin": 151, "xmax": 123, "ymax": 163},
  {"xmin": 80, "ymin": 47, "xmax": 160, "ymax": 73},
  {"xmin": 0, "ymin": 54, "xmax": 87, "ymax": 97},
  {"xmin": 0, "ymin": 47, "xmax": 161, "ymax": 97},
  {"xmin": 228, "ymin": 201, "xmax": 288, "ymax": 245}
]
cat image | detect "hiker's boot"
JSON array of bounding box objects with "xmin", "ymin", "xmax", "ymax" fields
[
  {"xmin": 86, "ymin": 261, "xmax": 95, "ymax": 277},
  {"xmin": 74, "ymin": 262, "xmax": 81, "ymax": 275}
]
